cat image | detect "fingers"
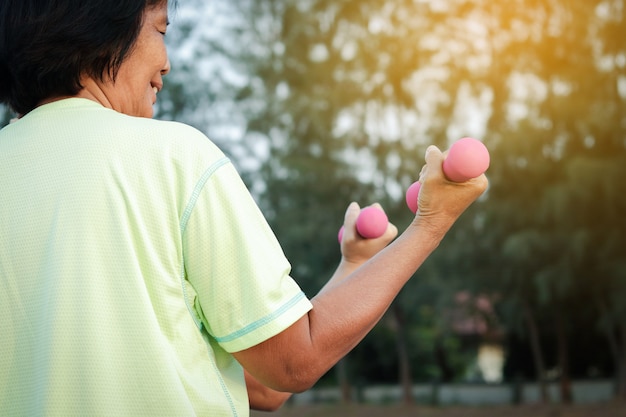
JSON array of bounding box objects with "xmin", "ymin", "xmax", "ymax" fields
[
  {"xmin": 341, "ymin": 201, "xmax": 396, "ymax": 243},
  {"xmin": 424, "ymin": 145, "xmax": 443, "ymax": 165},
  {"xmin": 470, "ymin": 173, "xmax": 489, "ymax": 195},
  {"xmin": 341, "ymin": 202, "xmax": 361, "ymax": 242},
  {"xmin": 414, "ymin": 144, "xmax": 489, "ymax": 230},
  {"xmin": 419, "ymin": 145, "xmax": 444, "ymax": 183},
  {"xmin": 340, "ymin": 201, "xmax": 397, "ymax": 264},
  {"xmin": 384, "ymin": 222, "xmax": 399, "ymax": 241},
  {"xmin": 343, "ymin": 201, "xmax": 360, "ymax": 224}
]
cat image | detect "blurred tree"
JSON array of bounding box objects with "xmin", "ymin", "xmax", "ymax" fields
[
  {"xmin": 480, "ymin": 0, "xmax": 626, "ymax": 402},
  {"xmin": 2, "ymin": 0, "xmax": 623, "ymax": 403},
  {"xmin": 158, "ymin": 0, "xmax": 626, "ymax": 405},
  {"xmin": 1, "ymin": 104, "xmax": 14, "ymax": 128}
]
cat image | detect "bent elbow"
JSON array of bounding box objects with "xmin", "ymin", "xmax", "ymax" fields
[
  {"xmin": 284, "ymin": 380, "xmax": 315, "ymax": 395},
  {"xmin": 269, "ymin": 376, "xmax": 315, "ymax": 394},
  {"xmin": 274, "ymin": 360, "xmax": 325, "ymax": 393},
  {"xmin": 252, "ymin": 393, "xmax": 291, "ymax": 412}
]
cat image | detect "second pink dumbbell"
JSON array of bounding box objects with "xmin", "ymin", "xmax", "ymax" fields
[{"xmin": 338, "ymin": 206, "xmax": 388, "ymax": 242}]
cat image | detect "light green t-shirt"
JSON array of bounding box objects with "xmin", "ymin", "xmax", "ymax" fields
[{"xmin": 0, "ymin": 98, "xmax": 312, "ymax": 417}]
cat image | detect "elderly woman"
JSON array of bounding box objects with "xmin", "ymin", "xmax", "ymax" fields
[{"xmin": 0, "ymin": 0, "xmax": 487, "ymax": 416}]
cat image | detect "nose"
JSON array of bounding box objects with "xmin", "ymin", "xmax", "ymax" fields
[{"xmin": 161, "ymin": 58, "xmax": 171, "ymax": 76}]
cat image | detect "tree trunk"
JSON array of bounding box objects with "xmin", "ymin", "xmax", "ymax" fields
[
  {"xmin": 521, "ymin": 298, "xmax": 549, "ymax": 403},
  {"xmin": 618, "ymin": 323, "xmax": 626, "ymax": 401},
  {"xmin": 392, "ymin": 302, "xmax": 415, "ymax": 405},
  {"xmin": 598, "ymin": 301, "xmax": 625, "ymax": 401},
  {"xmin": 336, "ymin": 357, "xmax": 352, "ymax": 404},
  {"xmin": 604, "ymin": 322, "xmax": 620, "ymax": 398},
  {"xmin": 434, "ymin": 334, "xmax": 455, "ymax": 383},
  {"xmin": 554, "ymin": 309, "xmax": 573, "ymax": 404}
]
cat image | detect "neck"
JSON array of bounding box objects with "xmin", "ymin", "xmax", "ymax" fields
[{"xmin": 37, "ymin": 77, "xmax": 114, "ymax": 111}]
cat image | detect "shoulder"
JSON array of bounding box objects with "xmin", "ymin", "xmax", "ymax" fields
[
  {"xmin": 95, "ymin": 110, "xmax": 227, "ymax": 167},
  {"xmin": 23, "ymin": 98, "xmax": 230, "ymax": 172},
  {"xmin": 49, "ymin": 99, "xmax": 219, "ymax": 155},
  {"xmin": 121, "ymin": 115, "xmax": 216, "ymax": 150},
  {"xmin": 140, "ymin": 118, "xmax": 228, "ymax": 167}
]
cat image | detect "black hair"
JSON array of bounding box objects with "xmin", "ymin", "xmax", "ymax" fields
[{"xmin": 0, "ymin": 0, "xmax": 176, "ymax": 115}]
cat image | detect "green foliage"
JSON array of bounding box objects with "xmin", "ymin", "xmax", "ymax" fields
[
  {"xmin": 160, "ymin": 0, "xmax": 626, "ymax": 395},
  {"xmin": 0, "ymin": 104, "xmax": 15, "ymax": 128}
]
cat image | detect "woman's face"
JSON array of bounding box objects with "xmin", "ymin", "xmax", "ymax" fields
[{"xmin": 99, "ymin": 3, "xmax": 171, "ymax": 118}]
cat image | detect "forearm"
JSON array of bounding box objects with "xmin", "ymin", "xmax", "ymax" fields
[
  {"xmin": 316, "ymin": 258, "xmax": 361, "ymax": 295},
  {"xmin": 233, "ymin": 146, "xmax": 488, "ymax": 392},
  {"xmin": 245, "ymin": 369, "xmax": 292, "ymax": 411},
  {"xmin": 235, "ymin": 221, "xmax": 443, "ymax": 392},
  {"xmin": 319, "ymin": 202, "xmax": 398, "ymax": 294},
  {"xmin": 303, "ymin": 223, "xmax": 442, "ymax": 380}
]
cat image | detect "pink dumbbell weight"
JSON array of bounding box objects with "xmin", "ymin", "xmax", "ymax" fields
[
  {"xmin": 406, "ymin": 137, "xmax": 490, "ymax": 214},
  {"xmin": 338, "ymin": 206, "xmax": 388, "ymax": 242}
]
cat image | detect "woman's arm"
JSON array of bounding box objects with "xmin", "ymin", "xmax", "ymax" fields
[
  {"xmin": 234, "ymin": 146, "xmax": 488, "ymax": 392},
  {"xmin": 245, "ymin": 369, "xmax": 292, "ymax": 412},
  {"xmin": 245, "ymin": 203, "xmax": 397, "ymax": 410}
]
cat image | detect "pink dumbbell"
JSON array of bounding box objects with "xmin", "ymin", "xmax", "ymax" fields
[
  {"xmin": 338, "ymin": 206, "xmax": 388, "ymax": 242},
  {"xmin": 406, "ymin": 137, "xmax": 490, "ymax": 214}
]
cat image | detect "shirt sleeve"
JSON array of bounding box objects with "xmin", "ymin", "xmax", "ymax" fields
[{"xmin": 181, "ymin": 157, "xmax": 312, "ymax": 353}]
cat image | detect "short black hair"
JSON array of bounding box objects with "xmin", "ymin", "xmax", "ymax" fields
[{"xmin": 0, "ymin": 0, "xmax": 175, "ymax": 115}]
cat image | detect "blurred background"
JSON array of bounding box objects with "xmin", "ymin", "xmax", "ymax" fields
[{"xmin": 3, "ymin": 0, "xmax": 625, "ymax": 413}]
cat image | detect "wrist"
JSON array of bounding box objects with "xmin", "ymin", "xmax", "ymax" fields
[
  {"xmin": 339, "ymin": 257, "xmax": 365, "ymax": 272},
  {"xmin": 407, "ymin": 215, "xmax": 449, "ymax": 249}
]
